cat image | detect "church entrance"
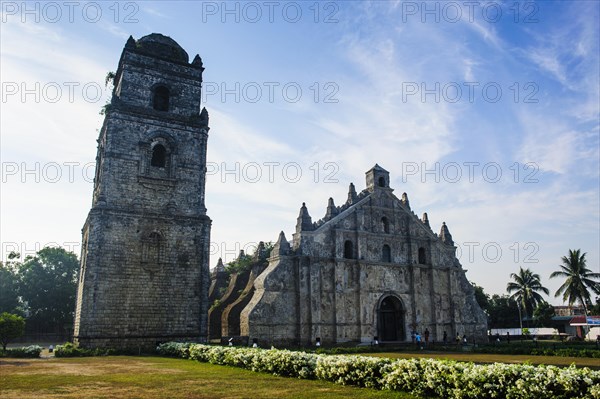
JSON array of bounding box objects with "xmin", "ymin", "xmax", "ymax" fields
[{"xmin": 377, "ymin": 296, "xmax": 404, "ymax": 341}]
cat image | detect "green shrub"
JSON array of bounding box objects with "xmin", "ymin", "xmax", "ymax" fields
[
  {"xmin": 156, "ymin": 342, "xmax": 192, "ymax": 358},
  {"xmin": 0, "ymin": 313, "xmax": 26, "ymax": 351},
  {"xmin": 478, "ymin": 344, "xmax": 600, "ymax": 358},
  {"xmin": 55, "ymin": 342, "xmax": 97, "ymax": 357},
  {"xmin": 316, "ymin": 345, "xmax": 392, "ymax": 355},
  {"xmin": 529, "ymin": 348, "xmax": 600, "ymax": 359},
  {"xmin": 54, "ymin": 342, "xmax": 140, "ymax": 357},
  {"xmin": 0, "ymin": 345, "xmax": 42, "ymax": 358}
]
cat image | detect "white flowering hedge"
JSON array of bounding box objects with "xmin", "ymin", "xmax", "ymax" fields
[{"xmin": 157, "ymin": 342, "xmax": 600, "ymax": 399}]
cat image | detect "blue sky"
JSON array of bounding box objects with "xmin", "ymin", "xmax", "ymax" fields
[{"xmin": 1, "ymin": 1, "xmax": 598, "ymax": 304}]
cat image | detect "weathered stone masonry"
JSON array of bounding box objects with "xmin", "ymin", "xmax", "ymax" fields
[
  {"xmin": 73, "ymin": 34, "xmax": 211, "ymax": 348},
  {"xmin": 226, "ymin": 164, "xmax": 488, "ymax": 345}
]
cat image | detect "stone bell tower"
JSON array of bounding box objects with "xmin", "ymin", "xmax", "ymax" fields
[{"xmin": 73, "ymin": 34, "xmax": 211, "ymax": 348}]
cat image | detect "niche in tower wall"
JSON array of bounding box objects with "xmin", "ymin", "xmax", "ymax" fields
[{"xmin": 142, "ymin": 231, "xmax": 166, "ymax": 268}]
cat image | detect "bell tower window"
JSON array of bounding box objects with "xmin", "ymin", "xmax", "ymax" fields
[
  {"xmin": 153, "ymin": 86, "xmax": 170, "ymax": 111},
  {"xmin": 365, "ymin": 164, "xmax": 390, "ymax": 192},
  {"xmin": 151, "ymin": 144, "xmax": 167, "ymax": 167},
  {"xmin": 141, "ymin": 135, "xmax": 175, "ymax": 180}
]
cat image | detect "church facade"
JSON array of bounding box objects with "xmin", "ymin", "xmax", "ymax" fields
[
  {"xmin": 231, "ymin": 165, "xmax": 488, "ymax": 345},
  {"xmin": 73, "ymin": 34, "xmax": 211, "ymax": 348}
]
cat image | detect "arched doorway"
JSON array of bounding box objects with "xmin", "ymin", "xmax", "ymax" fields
[{"xmin": 377, "ymin": 296, "xmax": 404, "ymax": 341}]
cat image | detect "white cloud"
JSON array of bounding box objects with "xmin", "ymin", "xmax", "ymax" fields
[
  {"xmin": 520, "ymin": 3, "xmax": 599, "ymax": 123},
  {"xmin": 527, "ymin": 48, "xmax": 567, "ymax": 85},
  {"xmin": 142, "ymin": 6, "xmax": 171, "ymax": 19},
  {"xmin": 515, "ymin": 110, "xmax": 598, "ymax": 176}
]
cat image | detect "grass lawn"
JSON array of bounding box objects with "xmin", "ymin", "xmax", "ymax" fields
[
  {"xmin": 367, "ymin": 351, "xmax": 600, "ymax": 369},
  {"xmin": 0, "ymin": 356, "xmax": 414, "ymax": 399}
]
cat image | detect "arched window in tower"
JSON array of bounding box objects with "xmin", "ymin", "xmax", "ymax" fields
[
  {"xmin": 151, "ymin": 144, "xmax": 167, "ymax": 168},
  {"xmin": 153, "ymin": 86, "xmax": 170, "ymax": 111},
  {"xmin": 382, "ymin": 244, "xmax": 391, "ymax": 262},
  {"xmin": 378, "ymin": 176, "xmax": 386, "ymax": 187},
  {"xmin": 381, "ymin": 217, "xmax": 390, "ymax": 233},
  {"xmin": 344, "ymin": 240, "xmax": 354, "ymax": 259},
  {"xmin": 418, "ymin": 247, "xmax": 427, "ymax": 264}
]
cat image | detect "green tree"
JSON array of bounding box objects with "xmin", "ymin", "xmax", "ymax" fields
[
  {"xmin": 506, "ymin": 267, "xmax": 549, "ymax": 322},
  {"xmin": 0, "ymin": 312, "xmax": 26, "ymax": 350},
  {"xmin": 0, "ymin": 252, "xmax": 21, "ymax": 314},
  {"xmin": 487, "ymin": 294, "xmax": 521, "ymax": 328},
  {"xmin": 225, "ymin": 252, "xmax": 253, "ymax": 274},
  {"xmin": 17, "ymin": 247, "xmax": 79, "ymax": 335},
  {"xmin": 225, "ymin": 241, "xmax": 273, "ymax": 275},
  {"xmin": 550, "ymin": 249, "xmax": 600, "ymax": 315},
  {"xmin": 471, "ymin": 282, "xmax": 490, "ymax": 314},
  {"xmin": 589, "ymin": 297, "xmax": 600, "ymax": 316},
  {"xmin": 262, "ymin": 242, "xmax": 274, "ymax": 258},
  {"xmin": 532, "ymin": 301, "xmax": 555, "ymax": 327}
]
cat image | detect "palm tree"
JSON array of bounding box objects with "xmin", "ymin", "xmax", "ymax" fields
[
  {"xmin": 550, "ymin": 249, "xmax": 600, "ymax": 314},
  {"xmin": 507, "ymin": 267, "xmax": 549, "ymax": 324}
]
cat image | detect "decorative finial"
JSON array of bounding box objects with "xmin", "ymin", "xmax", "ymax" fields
[
  {"xmin": 347, "ymin": 183, "xmax": 358, "ymax": 204},
  {"xmin": 422, "ymin": 212, "xmax": 430, "ymax": 227},
  {"xmin": 255, "ymin": 241, "xmax": 266, "ymax": 260},
  {"xmin": 325, "ymin": 197, "xmax": 338, "ymax": 220},
  {"xmin": 125, "ymin": 35, "xmax": 136, "ymax": 49},
  {"xmin": 440, "ymin": 222, "xmax": 454, "ymax": 246},
  {"xmin": 273, "ymin": 231, "xmax": 291, "ymax": 255},
  {"xmin": 215, "ymin": 258, "xmax": 225, "ymax": 272},
  {"xmin": 296, "ymin": 202, "xmax": 313, "ymax": 232},
  {"xmin": 401, "ymin": 192, "xmax": 410, "ymax": 209},
  {"xmin": 200, "ymin": 107, "xmax": 209, "ymax": 121},
  {"xmin": 192, "ymin": 54, "xmax": 204, "ymax": 70}
]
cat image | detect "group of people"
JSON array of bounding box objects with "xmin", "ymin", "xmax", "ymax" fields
[
  {"xmin": 411, "ymin": 328, "xmax": 431, "ymax": 348},
  {"xmin": 489, "ymin": 331, "xmax": 511, "ymax": 344},
  {"xmin": 411, "ymin": 329, "xmax": 469, "ymax": 348}
]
